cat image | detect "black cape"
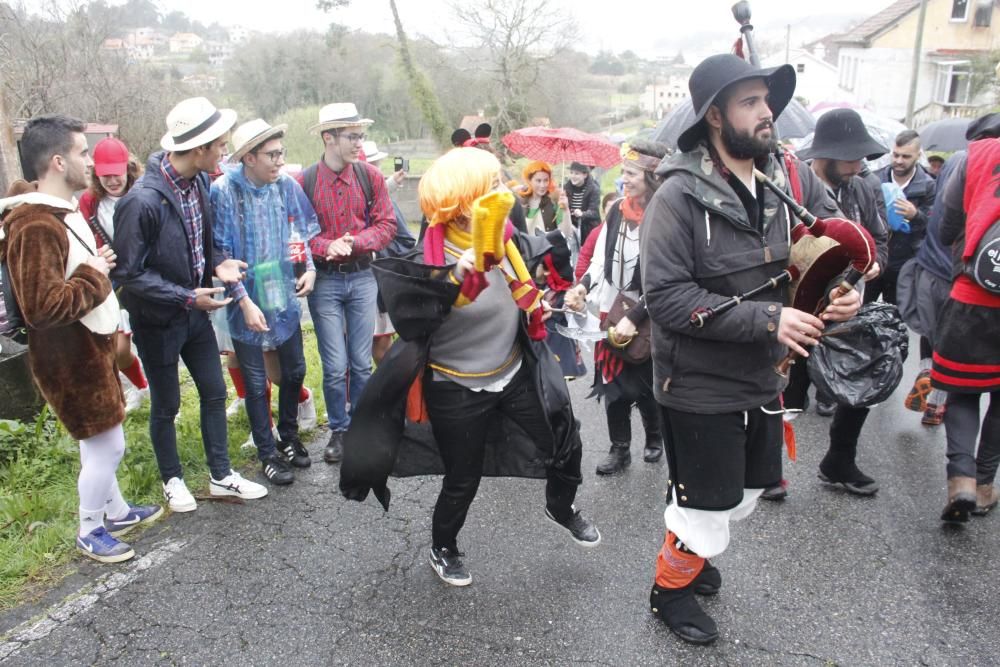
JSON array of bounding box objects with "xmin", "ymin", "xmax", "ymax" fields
[{"xmin": 339, "ymin": 239, "xmax": 583, "ymax": 511}]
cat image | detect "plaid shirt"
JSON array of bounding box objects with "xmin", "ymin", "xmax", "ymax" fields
[
  {"xmin": 295, "ymin": 160, "xmax": 396, "ymax": 261},
  {"xmin": 160, "ymin": 154, "xmax": 206, "ymax": 288}
]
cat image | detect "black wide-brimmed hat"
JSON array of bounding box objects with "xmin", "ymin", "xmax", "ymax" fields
[
  {"xmin": 797, "ymin": 108, "xmax": 887, "ymax": 161},
  {"xmin": 678, "ymin": 53, "xmax": 797, "ymax": 152}
]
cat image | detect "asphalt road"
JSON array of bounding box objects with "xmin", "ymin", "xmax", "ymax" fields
[{"xmin": 1, "ymin": 340, "xmax": 997, "ymax": 666}]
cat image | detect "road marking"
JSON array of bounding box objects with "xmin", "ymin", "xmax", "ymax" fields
[{"xmin": 0, "ymin": 539, "xmax": 186, "ymax": 661}]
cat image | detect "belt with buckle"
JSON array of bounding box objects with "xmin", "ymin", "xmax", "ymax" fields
[{"xmin": 315, "ymin": 255, "xmax": 373, "ymax": 274}]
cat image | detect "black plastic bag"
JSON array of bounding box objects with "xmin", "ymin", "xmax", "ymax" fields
[{"xmin": 807, "ymin": 302, "xmax": 909, "ymax": 408}]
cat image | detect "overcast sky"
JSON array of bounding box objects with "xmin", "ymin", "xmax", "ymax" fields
[{"xmin": 60, "ymin": 0, "xmax": 900, "ymax": 58}]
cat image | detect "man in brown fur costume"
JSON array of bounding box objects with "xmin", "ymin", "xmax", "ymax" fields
[{"xmin": 0, "ymin": 115, "xmax": 162, "ymax": 563}]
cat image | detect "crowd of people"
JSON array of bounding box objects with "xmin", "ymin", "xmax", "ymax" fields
[{"xmin": 0, "ymin": 48, "xmax": 996, "ymax": 647}]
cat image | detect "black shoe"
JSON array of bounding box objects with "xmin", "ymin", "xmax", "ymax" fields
[
  {"xmin": 596, "ymin": 443, "xmax": 631, "ymax": 475},
  {"xmin": 324, "ymin": 431, "xmax": 344, "ymax": 464},
  {"xmin": 278, "ymin": 437, "xmax": 311, "ymax": 469},
  {"xmin": 429, "ymin": 547, "xmax": 472, "ymax": 586},
  {"xmin": 261, "ymin": 456, "xmax": 294, "ymax": 485},
  {"xmin": 650, "ymin": 584, "xmax": 719, "ymax": 645},
  {"xmin": 760, "ymin": 481, "xmax": 788, "ymax": 501},
  {"xmin": 643, "ymin": 435, "xmax": 664, "ymax": 463},
  {"xmin": 816, "ymin": 400, "xmax": 836, "ymax": 417},
  {"xmin": 819, "ymin": 455, "xmax": 879, "ymax": 496},
  {"xmin": 693, "ymin": 560, "xmax": 721, "ymax": 596},
  {"xmin": 545, "ymin": 506, "xmax": 601, "ymax": 547}
]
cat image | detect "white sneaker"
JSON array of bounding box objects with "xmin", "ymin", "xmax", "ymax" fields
[
  {"xmin": 226, "ymin": 397, "xmax": 245, "ymax": 419},
  {"xmin": 298, "ymin": 388, "xmax": 318, "ymax": 431},
  {"xmin": 210, "ymin": 470, "xmax": 268, "ymax": 500},
  {"xmin": 162, "ymin": 477, "xmax": 198, "ymax": 513}
]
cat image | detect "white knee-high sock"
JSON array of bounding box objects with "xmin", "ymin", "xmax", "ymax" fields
[
  {"xmin": 104, "ymin": 476, "xmax": 131, "ymax": 522},
  {"xmin": 78, "ymin": 425, "xmax": 127, "ymax": 537}
]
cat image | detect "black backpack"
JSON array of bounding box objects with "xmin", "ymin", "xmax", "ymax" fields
[
  {"xmin": 0, "ymin": 256, "xmax": 27, "ymax": 344},
  {"xmin": 966, "ymin": 218, "xmax": 1000, "ymax": 294},
  {"xmin": 300, "ymin": 161, "xmax": 415, "ymax": 259}
]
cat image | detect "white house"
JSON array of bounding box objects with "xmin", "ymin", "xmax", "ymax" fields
[
  {"xmin": 762, "ymin": 49, "xmax": 855, "ymax": 108},
  {"xmin": 832, "ymin": 0, "xmax": 1000, "ymax": 124},
  {"xmin": 639, "ymin": 75, "xmax": 690, "ymax": 119},
  {"xmin": 169, "ymin": 32, "xmax": 204, "ymax": 54}
]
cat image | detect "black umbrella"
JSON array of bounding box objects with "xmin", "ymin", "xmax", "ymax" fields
[
  {"xmin": 652, "ymin": 97, "xmax": 815, "ymax": 150},
  {"xmin": 918, "ymin": 117, "xmax": 971, "ymax": 152}
]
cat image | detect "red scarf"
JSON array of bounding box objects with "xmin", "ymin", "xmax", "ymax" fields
[{"xmin": 620, "ymin": 196, "xmax": 645, "ymax": 224}]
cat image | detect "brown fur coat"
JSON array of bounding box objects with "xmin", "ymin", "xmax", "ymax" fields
[{"xmin": 1, "ymin": 181, "xmax": 124, "ymax": 439}]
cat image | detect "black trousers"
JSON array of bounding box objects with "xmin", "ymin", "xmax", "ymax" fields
[
  {"xmin": 783, "ymin": 361, "xmax": 870, "ymax": 463},
  {"xmin": 606, "ymin": 360, "xmax": 660, "ymax": 445},
  {"xmin": 423, "ymin": 364, "xmax": 581, "ymax": 551}
]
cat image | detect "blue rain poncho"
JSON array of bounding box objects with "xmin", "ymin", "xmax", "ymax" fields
[{"xmin": 211, "ymin": 166, "xmax": 320, "ymax": 347}]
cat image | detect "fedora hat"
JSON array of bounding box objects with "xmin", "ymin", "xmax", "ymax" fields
[
  {"xmin": 362, "ymin": 140, "xmax": 388, "ymax": 162},
  {"xmin": 229, "ymin": 119, "xmax": 289, "ymax": 163},
  {"xmin": 797, "ymin": 109, "xmax": 887, "ymax": 161},
  {"xmin": 160, "ymin": 97, "xmax": 237, "ymax": 152},
  {"xmin": 678, "ymin": 54, "xmax": 796, "ymax": 152},
  {"xmin": 309, "ymin": 102, "xmax": 374, "ymax": 134}
]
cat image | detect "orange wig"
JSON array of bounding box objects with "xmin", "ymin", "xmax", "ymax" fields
[
  {"xmin": 521, "ymin": 160, "xmax": 556, "ymax": 195},
  {"xmin": 419, "ymin": 147, "xmax": 502, "ymax": 226}
]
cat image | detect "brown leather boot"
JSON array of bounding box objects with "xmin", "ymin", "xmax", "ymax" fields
[
  {"xmin": 941, "ymin": 476, "xmax": 977, "ymax": 523},
  {"xmin": 973, "ymin": 484, "xmax": 999, "ymax": 517}
]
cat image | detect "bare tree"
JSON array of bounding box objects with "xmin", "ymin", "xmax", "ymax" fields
[
  {"xmin": 451, "ymin": 0, "xmax": 577, "ymax": 138},
  {"xmin": 388, "ymin": 0, "xmax": 450, "ymax": 148}
]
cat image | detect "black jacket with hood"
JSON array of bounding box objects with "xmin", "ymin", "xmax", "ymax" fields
[
  {"xmin": 878, "ymin": 163, "xmax": 936, "ymax": 272},
  {"xmin": 639, "ymin": 144, "xmax": 838, "ymax": 414}
]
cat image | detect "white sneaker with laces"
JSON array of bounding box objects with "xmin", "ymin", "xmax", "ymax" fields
[
  {"xmin": 298, "ymin": 388, "xmax": 318, "ymax": 431},
  {"xmin": 162, "ymin": 477, "xmax": 197, "ymax": 513},
  {"xmin": 226, "ymin": 397, "xmax": 245, "ymax": 419},
  {"xmin": 210, "ymin": 470, "xmax": 268, "ymax": 500}
]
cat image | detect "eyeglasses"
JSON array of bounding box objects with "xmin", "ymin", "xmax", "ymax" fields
[
  {"xmin": 341, "ymin": 133, "xmax": 366, "ymax": 144},
  {"xmin": 261, "ymin": 148, "xmax": 286, "ymax": 162}
]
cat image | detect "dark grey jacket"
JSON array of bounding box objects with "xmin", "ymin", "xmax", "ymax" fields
[
  {"xmin": 878, "ymin": 164, "xmax": 936, "ymax": 271},
  {"xmin": 640, "ymin": 145, "xmax": 837, "ymax": 413}
]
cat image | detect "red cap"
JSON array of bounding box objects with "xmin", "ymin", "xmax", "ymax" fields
[{"xmin": 93, "ymin": 138, "xmax": 130, "ymax": 177}]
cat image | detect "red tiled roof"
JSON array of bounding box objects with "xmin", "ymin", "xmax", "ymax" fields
[{"xmin": 835, "ymin": 0, "xmax": 921, "ymax": 45}]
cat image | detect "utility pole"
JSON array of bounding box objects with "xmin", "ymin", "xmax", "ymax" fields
[
  {"xmin": 0, "ymin": 87, "xmax": 22, "ymax": 193},
  {"xmin": 905, "ymin": 0, "xmax": 930, "ymax": 127},
  {"xmin": 785, "ymin": 24, "xmax": 791, "ymax": 64}
]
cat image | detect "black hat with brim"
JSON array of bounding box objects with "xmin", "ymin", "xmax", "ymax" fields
[
  {"xmin": 796, "ymin": 108, "xmax": 887, "ymax": 161},
  {"xmin": 678, "ymin": 54, "xmax": 797, "ymax": 152}
]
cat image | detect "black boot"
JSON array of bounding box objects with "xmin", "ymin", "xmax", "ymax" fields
[
  {"xmin": 643, "ymin": 432, "xmax": 664, "ymax": 463},
  {"xmin": 692, "ymin": 560, "xmax": 721, "ymax": 596},
  {"xmin": 818, "ymin": 450, "xmax": 878, "ymax": 496},
  {"xmin": 324, "ymin": 431, "xmax": 344, "ymax": 464},
  {"xmin": 650, "ymin": 584, "xmax": 719, "ymax": 645},
  {"xmin": 596, "ymin": 442, "xmax": 631, "ymax": 475}
]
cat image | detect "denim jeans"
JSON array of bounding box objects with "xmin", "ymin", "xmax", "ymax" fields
[
  {"xmin": 131, "ymin": 309, "xmax": 231, "ymax": 482},
  {"xmin": 232, "ymin": 326, "xmax": 306, "ymax": 461},
  {"xmin": 307, "ymin": 269, "xmax": 378, "ymax": 432}
]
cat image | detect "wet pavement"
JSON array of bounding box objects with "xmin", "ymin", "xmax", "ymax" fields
[{"xmin": 1, "ymin": 338, "xmax": 997, "ymax": 665}]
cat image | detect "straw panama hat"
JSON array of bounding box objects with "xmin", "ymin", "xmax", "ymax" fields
[
  {"xmin": 160, "ymin": 97, "xmax": 237, "ymax": 152},
  {"xmin": 309, "ymin": 102, "xmax": 374, "ymax": 134},
  {"xmin": 229, "ymin": 119, "xmax": 289, "ymax": 163},
  {"xmin": 362, "ymin": 140, "xmax": 388, "ymax": 162}
]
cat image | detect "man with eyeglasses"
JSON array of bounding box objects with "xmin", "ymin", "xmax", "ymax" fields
[
  {"xmin": 210, "ymin": 119, "xmax": 321, "ymax": 485},
  {"xmin": 296, "ymin": 103, "xmax": 396, "ymax": 464}
]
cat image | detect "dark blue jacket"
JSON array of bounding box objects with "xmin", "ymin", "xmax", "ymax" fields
[
  {"xmin": 878, "ymin": 163, "xmax": 936, "ymax": 272},
  {"xmin": 917, "ymin": 151, "xmax": 962, "ymax": 281},
  {"xmin": 111, "ymin": 152, "xmax": 223, "ymax": 327}
]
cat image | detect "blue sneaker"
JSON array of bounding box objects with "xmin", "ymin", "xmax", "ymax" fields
[
  {"xmin": 105, "ymin": 503, "xmax": 164, "ymax": 537},
  {"xmin": 76, "ymin": 526, "xmax": 135, "ymax": 563}
]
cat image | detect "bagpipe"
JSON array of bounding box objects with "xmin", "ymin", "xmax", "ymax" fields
[{"xmin": 689, "ymin": 2, "xmax": 877, "ymax": 378}]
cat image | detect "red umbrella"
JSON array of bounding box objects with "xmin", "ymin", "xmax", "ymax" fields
[{"xmin": 502, "ymin": 126, "xmax": 621, "ymax": 169}]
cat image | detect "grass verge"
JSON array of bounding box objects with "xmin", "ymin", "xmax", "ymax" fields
[{"xmin": 0, "ymin": 325, "xmax": 327, "ymax": 611}]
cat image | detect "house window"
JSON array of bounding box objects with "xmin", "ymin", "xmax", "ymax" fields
[
  {"xmin": 796, "ymin": 63, "xmax": 805, "ymax": 73},
  {"xmin": 951, "ymin": 0, "xmax": 969, "ymax": 21},
  {"xmin": 974, "ymin": 0, "xmax": 992, "ymax": 26},
  {"xmin": 935, "ymin": 61, "xmax": 972, "ymax": 105}
]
